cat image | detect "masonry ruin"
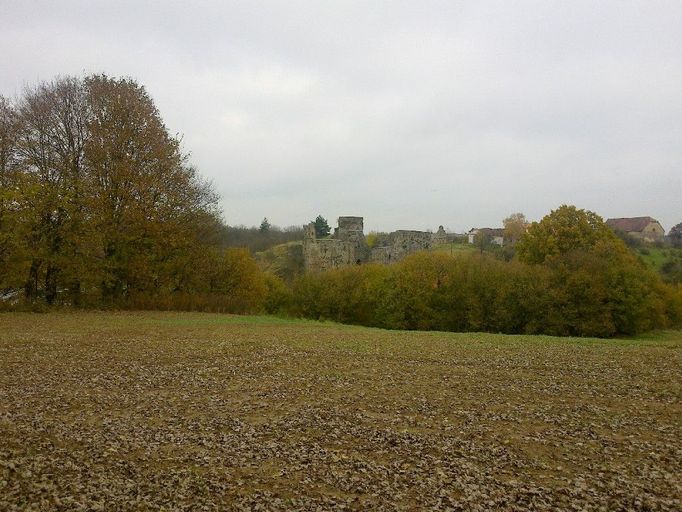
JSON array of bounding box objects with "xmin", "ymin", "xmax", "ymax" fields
[{"xmin": 303, "ymin": 217, "xmax": 451, "ymax": 272}]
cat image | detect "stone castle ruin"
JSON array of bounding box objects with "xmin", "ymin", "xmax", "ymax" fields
[{"xmin": 303, "ymin": 216, "xmax": 451, "ymax": 272}]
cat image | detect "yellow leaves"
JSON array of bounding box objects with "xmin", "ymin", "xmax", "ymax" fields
[{"xmin": 518, "ymin": 205, "xmax": 620, "ymax": 265}]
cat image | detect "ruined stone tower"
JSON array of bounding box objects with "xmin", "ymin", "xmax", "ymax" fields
[
  {"xmin": 303, "ymin": 216, "xmax": 368, "ymax": 272},
  {"xmin": 335, "ymin": 216, "xmax": 364, "ymax": 243}
]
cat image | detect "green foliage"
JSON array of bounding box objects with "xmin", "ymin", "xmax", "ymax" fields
[
  {"xmin": 473, "ymin": 231, "xmax": 492, "ymax": 254},
  {"xmin": 668, "ymin": 222, "xmax": 682, "ymax": 247},
  {"xmin": 660, "ymin": 259, "xmax": 682, "ymax": 284},
  {"xmin": 313, "ymin": 215, "xmax": 331, "ymax": 238},
  {"xmin": 287, "ymin": 247, "xmax": 681, "ymax": 337},
  {"xmin": 506, "ymin": 205, "xmax": 678, "ymax": 335},
  {"xmin": 262, "ymin": 273, "xmax": 293, "ymax": 315},
  {"xmin": 259, "ymin": 217, "xmax": 271, "ymax": 234},
  {"xmin": 365, "ymin": 231, "xmax": 392, "ymax": 249},
  {"xmin": 207, "ymin": 249, "xmax": 267, "ymax": 311},
  {"xmin": 432, "ymin": 241, "xmax": 476, "ymax": 256},
  {"xmin": 539, "ymin": 243, "xmax": 665, "ymax": 336},
  {"xmin": 124, "ymin": 248, "xmax": 268, "ymax": 314},
  {"xmin": 637, "ymin": 247, "xmax": 682, "ymax": 284}
]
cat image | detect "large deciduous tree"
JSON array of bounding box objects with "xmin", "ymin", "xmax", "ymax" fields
[
  {"xmin": 0, "ymin": 96, "xmax": 27, "ymax": 292},
  {"xmin": 0, "ymin": 74, "xmax": 225, "ymax": 307},
  {"xmin": 516, "ymin": 205, "xmax": 669, "ymax": 335},
  {"xmin": 502, "ymin": 212, "xmax": 527, "ymax": 244},
  {"xmin": 13, "ymin": 77, "xmax": 89, "ymax": 304},
  {"xmin": 516, "ymin": 205, "xmax": 619, "ymax": 265},
  {"xmin": 83, "ymin": 74, "xmax": 219, "ymax": 302}
]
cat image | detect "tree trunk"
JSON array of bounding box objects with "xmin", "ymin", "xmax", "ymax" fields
[
  {"xmin": 44, "ymin": 264, "xmax": 58, "ymax": 304},
  {"xmin": 24, "ymin": 260, "xmax": 40, "ymax": 302}
]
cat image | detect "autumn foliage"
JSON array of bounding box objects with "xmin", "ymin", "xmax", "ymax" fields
[
  {"xmin": 0, "ymin": 75, "xmax": 267, "ymax": 313},
  {"xmin": 2, "ymin": 76, "xmax": 680, "ymax": 335},
  {"xmin": 288, "ymin": 207, "xmax": 682, "ymax": 337}
]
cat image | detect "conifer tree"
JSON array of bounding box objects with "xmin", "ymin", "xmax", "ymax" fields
[{"xmin": 313, "ymin": 215, "xmax": 331, "ymax": 238}]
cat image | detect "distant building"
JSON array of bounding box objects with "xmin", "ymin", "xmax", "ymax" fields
[
  {"xmin": 468, "ymin": 228, "xmax": 504, "ymax": 246},
  {"xmin": 605, "ymin": 217, "xmax": 665, "ymax": 243}
]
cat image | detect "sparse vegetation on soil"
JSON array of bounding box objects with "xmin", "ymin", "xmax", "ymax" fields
[{"xmin": 1, "ymin": 312, "xmax": 680, "ymax": 510}]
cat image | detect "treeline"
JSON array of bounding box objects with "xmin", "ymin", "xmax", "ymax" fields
[
  {"xmin": 2, "ymin": 75, "xmax": 680, "ymax": 337},
  {"xmin": 0, "ymin": 75, "xmax": 268, "ymax": 311},
  {"xmin": 285, "ymin": 206, "xmax": 682, "ymax": 337},
  {"xmin": 219, "ymin": 222, "xmax": 304, "ymax": 253}
]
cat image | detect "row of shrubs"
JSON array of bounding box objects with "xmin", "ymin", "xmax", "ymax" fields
[
  {"xmin": 7, "ymin": 247, "xmax": 681, "ymax": 337},
  {"xmin": 280, "ymin": 250, "xmax": 682, "ymax": 338},
  {"xmin": 9, "ymin": 246, "xmax": 681, "ymax": 338},
  {"xmin": 6, "ymin": 240, "xmax": 681, "ymax": 339}
]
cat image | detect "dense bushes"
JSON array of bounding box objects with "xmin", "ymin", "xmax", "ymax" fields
[
  {"xmin": 96, "ymin": 247, "xmax": 270, "ymax": 313},
  {"xmin": 287, "ymin": 250, "xmax": 681, "ymax": 337}
]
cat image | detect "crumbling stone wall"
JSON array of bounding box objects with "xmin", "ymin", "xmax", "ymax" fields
[
  {"xmin": 370, "ymin": 230, "xmax": 434, "ymax": 264},
  {"xmin": 336, "ymin": 216, "xmax": 364, "ymax": 243},
  {"xmin": 304, "ymin": 216, "xmax": 444, "ymax": 272},
  {"xmin": 389, "ymin": 230, "xmax": 433, "ymax": 261},
  {"xmin": 303, "ymin": 217, "xmax": 367, "ymax": 272}
]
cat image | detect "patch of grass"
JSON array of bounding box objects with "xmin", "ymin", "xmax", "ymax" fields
[
  {"xmin": 254, "ymin": 241, "xmax": 304, "ymax": 281},
  {"xmin": 627, "ymin": 329, "xmax": 682, "ymax": 342},
  {"xmin": 147, "ymin": 312, "xmax": 313, "ymax": 327},
  {"xmin": 637, "ymin": 246, "xmax": 682, "ymax": 270}
]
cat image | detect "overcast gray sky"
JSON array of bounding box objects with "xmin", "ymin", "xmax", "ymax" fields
[{"xmin": 2, "ymin": 0, "xmax": 680, "ymax": 233}]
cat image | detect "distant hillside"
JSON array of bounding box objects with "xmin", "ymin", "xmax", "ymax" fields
[
  {"xmin": 254, "ymin": 242, "xmax": 305, "ymax": 282},
  {"xmin": 220, "ymin": 225, "xmax": 304, "ymax": 253},
  {"xmin": 636, "ymin": 246, "xmax": 682, "ymax": 284}
]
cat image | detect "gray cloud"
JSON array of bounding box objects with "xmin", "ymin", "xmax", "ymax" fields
[{"xmin": 2, "ymin": 0, "xmax": 681, "ymax": 232}]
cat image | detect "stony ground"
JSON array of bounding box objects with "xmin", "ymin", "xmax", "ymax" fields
[{"xmin": 0, "ymin": 312, "xmax": 680, "ymax": 511}]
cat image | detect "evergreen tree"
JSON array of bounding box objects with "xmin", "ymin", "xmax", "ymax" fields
[
  {"xmin": 259, "ymin": 217, "xmax": 271, "ymax": 234},
  {"xmin": 313, "ymin": 215, "xmax": 331, "ymax": 238}
]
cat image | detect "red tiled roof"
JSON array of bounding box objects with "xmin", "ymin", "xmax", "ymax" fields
[{"xmin": 605, "ymin": 217, "xmax": 659, "ymax": 233}]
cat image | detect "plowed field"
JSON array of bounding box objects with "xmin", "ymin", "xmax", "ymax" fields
[{"xmin": 1, "ymin": 312, "xmax": 680, "ymax": 510}]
